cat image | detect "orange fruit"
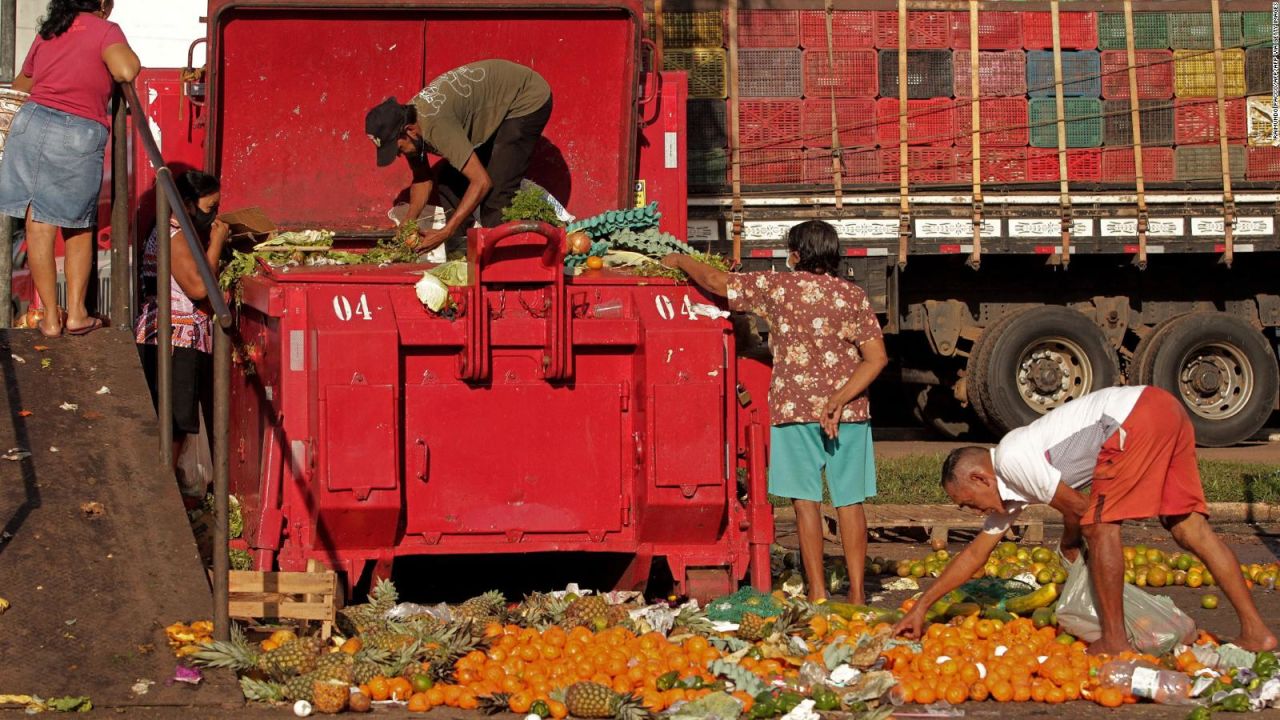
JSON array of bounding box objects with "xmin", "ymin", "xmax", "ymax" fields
[
  {"xmin": 914, "ymin": 686, "xmax": 937, "ymax": 705},
  {"xmin": 1095, "ymin": 686, "xmax": 1124, "ymax": 708},
  {"xmin": 509, "ymin": 692, "xmax": 533, "ymax": 714},
  {"xmin": 969, "ymin": 682, "xmax": 989, "ymax": 702},
  {"xmin": 1045, "ymin": 686, "xmax": 1066, "ymax": 704},
  {"xmin": 945, "ymin": 683, "xmax": 968, "ymax": 705},
  {"xmin": 1013, "ymin": 684, "xmax": 1032, "ymax": 702},
  {"xmin": 547, "ymin": 699, "xmax": 569, "ymax": 719},
  {"xmin": 339, "ymin": 637, "xmax": 363, "ymax": 654},
  {"xmin": 989, "ymin": 680, "xmax": 1013, "ymax": 702},
  {"xmin": 367, "ymin": 676, "xmax": 390, "ymax": 702},
  {"xmin": 407, "ymin": 692, "xmax": 431, "ymax": 713},
  {"xmin": 458, "ymin": 691, "xmax": 478, "ymax": 710},
  {"xmin": 388, "ymin": 677, "xmax": 413, "ymax": 702},
  {"xmin": 426, "ymin": 686, "xmax": 446, "ymax": 706}
]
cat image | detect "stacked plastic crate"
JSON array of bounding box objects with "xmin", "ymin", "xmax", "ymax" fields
[{"xmin": 658, "ymin": 6, "xmax": 1263, "ymax": 190}]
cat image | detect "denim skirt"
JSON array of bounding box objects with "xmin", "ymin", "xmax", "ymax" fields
[{"xmin": 0, "ymin": 101, "xmax": 108, "ymax": 228}]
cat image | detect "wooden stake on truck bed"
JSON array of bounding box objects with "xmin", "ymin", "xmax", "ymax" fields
[
  {"xmin": 897, "ymin": 0, "xmax": 910, "ymax": 269},
  {"xmin": 967, "ymin": 0, "xmax": 983, "ymax": 270},
  {"xmin": 1051, "ymin": 0, "xmax": 1072, "ymax": 266},
  {"xmin": 1123, "ymin": 0, "xmax": 1149, "ymax": 269},
  {"xmin": 727, "ymin": 3, "xmax": 742, "ymax": 264},
  {"xmin": 824, "ymin": 0, "xmax": 845, "ymax": 211},
  {"xmin": 1211, "ymin": 0, "xmax": 1235, "ymax": 267}
]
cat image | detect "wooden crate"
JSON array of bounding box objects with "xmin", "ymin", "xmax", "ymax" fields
[
  {"xmin": 821, "ymin": 504, "xmax": 1045, "ymax": 549},
  {"xmin": 229, "ymin": 561, "xmax": 338, "ymax": 637}
]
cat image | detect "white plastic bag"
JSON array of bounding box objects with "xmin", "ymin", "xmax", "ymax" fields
[{"xmin": 1055, "ymin": 555, "xmax": 1196, "ymax": 656}]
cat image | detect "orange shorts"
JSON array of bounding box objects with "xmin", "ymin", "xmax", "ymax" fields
[{"xmin": 1081, "ymin": 386, "xmax": 1208, "ymax": 526}]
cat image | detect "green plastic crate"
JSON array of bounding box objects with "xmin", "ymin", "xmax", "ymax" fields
[
  {"xmin": 1098, "ymin": 13, "xmax": 1169, "ymax": 50},
  {"xmin": 1169, "ymin": 12, "xmax": 1243, "ymax": 49},
  {"xmin": 1242, "ymin": 12, "xmax": 1273, "ymax": 47},
  {"xmin": 1174, "ymin": 146, "xmax": 1246, "ymax": 181},
  {"xmin": 1030, "ymin": 97, "xmax": 1103, "ymax": 148}
]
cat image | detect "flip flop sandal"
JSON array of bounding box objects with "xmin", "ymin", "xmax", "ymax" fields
[{"xmin": 66, "ymin": 317, "xmax": 104, "ymax": 336}]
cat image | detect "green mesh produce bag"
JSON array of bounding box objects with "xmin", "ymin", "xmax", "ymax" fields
[
  {"xmin": 705, "ymin": 587, "xmax": 782, "ymax": 622},
  {"xmin": 958, "ymin": 578, "xmax": 1036, "ymax": 607}
]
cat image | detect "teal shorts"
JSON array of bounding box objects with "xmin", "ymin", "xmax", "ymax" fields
[{"xmin": 769, "ymin": 422, "xmax": 876, "ymax": 507}]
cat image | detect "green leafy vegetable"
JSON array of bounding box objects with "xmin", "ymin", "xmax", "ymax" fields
[{"xmin": 501, "ymin": 185, "xmax": 565, "ymax": 227}]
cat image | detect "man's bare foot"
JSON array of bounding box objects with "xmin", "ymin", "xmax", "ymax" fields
[
  {"xmin": 846, "ymin": 591, "xmax": 865, "ymax": 605},
  {"xmin": 1234, "ymin": 630, "xmax": 1279, "ymax": 653},
  {"xmin": 1087, "ymin": 637, "xmax": 1136, "ymax": 656}
]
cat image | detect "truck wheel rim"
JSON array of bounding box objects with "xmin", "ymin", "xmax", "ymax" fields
[
  {"xmin": 1014, "ymin": 337, "xmax": 1093, "ymax": 414},
  {"xmin": 1176, "ymin": 341, "xmax": 1254, "ymax": 421}
]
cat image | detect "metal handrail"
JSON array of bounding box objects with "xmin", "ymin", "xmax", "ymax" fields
[
  {"xmin": 111, "ymin": 80, "xmax": 231, "ymax": 642},
  {"xmin": 119, "ymin": 82, "xmax": 230, "ymax": 326}
]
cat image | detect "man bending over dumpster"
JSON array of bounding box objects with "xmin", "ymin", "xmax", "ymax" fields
[
  {"xmin": 892, "ymin": 385, "xmax": 1276, "ymax": 655},
  {"xmin": 365, "ymin": 59, "xmax": 552, "ymax": 252}
]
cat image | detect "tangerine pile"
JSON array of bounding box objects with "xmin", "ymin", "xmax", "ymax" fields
[
  {"xmin": 883, "ymin": 614, "xmax": 1156, "ymax": 708},
  {"xmin": 362, "ymin": 623, "xmax": 756, "ymax": 715}
]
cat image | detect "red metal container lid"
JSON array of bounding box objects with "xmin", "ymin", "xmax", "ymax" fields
[{"xmin": 206, "ymin": 0, "xmax": 643, "ymax": 235}]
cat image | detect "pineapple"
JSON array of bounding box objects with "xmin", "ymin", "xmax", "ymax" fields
[
  {"xmin": 454, "ymin": 590, "xmax": 506, "ymax": 625},
  {"xmin": 363, "ymin": 628, "xmax": 417, "ymax": 654},
  {"xmin": 518, "ymin": 592, "xmax": 571, "ymax": 629},
  {"xmin": 563, "ymin": 682, "xmax": 653, "ymax": 720},
  {"xmin": 313, "ymin": 652, "xmax": 355, "ymax": 685},
  {"xmin": 768, "ymin": 604, "xmax": 814, "ymax": 639},
  {"xmin": 737, "ymin": 612, "xmax": 770, "ymax": 642},
  {"xmin": 338, "ymin": 577, "xmax": 399, "ymax": 636},
  {"xmin": 671, "ymin": 606, "xmax": 714, "ymax": 635},
  {"xmin": 258, "ymin": 636, "xmax": 325, "ymax": 680},
  {"xmin": 353, "ymin": 660, "xmax": 382, "ymax": 686},
  {"xmin": 192, "ymin": 624, "xmax": 260, "ymax": 672},
  {"xmin": 284, "ymin": 671, "xmax": 318, "ymax": 702},
  {"xmin": 477, "ymin": 692, "xmax": 512, "ymax": 715},
  {"xmin": 564, "ymin": 594, "xmax": 610, "ymax": 629},
  {"xmin": 239, "ymin": 676, "xmax": 286, "ymax": 703},
  {"xmin": 311, "ymin": 679, "xmax": 348, "ymax": 714}
]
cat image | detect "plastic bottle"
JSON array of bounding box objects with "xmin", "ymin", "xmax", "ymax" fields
[{"xmin": 1098, "ymin": 659, "xmax": 1194, "ymax": 704}]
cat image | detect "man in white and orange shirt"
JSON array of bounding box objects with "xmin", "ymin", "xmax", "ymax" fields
[{"xmin": 894, "ymin": 385, "xmax": 1276, "ymax": 655}]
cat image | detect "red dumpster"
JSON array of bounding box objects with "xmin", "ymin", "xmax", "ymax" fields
[{"xmin": 213, "ymin": 0, "xmax": 772, "ymax": 598}]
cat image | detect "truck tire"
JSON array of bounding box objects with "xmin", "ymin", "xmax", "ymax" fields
[
  {"xmin": 1129, "ymin": 316, "xmax": 1182, "ymax": 384},
  {"xmin": 1140, "ymin": 312, "xmax": 1278, "ymax": 447},
  {"xmin": 967, "ymin": 306, "xmax": 1120, "ymax": 436}
]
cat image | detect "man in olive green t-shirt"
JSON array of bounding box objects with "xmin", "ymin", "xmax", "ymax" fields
[{"xmin": 365, "ymin": 59, "xmax": 553, "ymax": 251}]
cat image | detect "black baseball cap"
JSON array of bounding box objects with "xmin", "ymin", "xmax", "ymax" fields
[{"xmin": 365, "ymin": 97, "xmax": 408, "ymax": 167}]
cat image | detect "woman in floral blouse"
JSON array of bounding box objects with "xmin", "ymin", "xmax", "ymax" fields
[{"xmin": 662, "ymin": 220, "xmax": 888, "ymax": 602}]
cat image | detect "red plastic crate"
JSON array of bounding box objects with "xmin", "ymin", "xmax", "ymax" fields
[
  {"xmin": 949, "ymin": 12, "xmax": 1024, "ymax": 50},
  {"xmin": 954, "ymin": 147, "xmax": 1033, "ymax": 184},
  {"xmin": 1247, "ymin": 147, "xmax": 1280, "ymax": 181},
  {"xmin": 802, "ymin": 49, "xmax": 878, "ymax": 98},
  {"xmin": 1101, "ymin": 50, "xmax": 1174, "ymax": 100},
  {"xmin": 739, "ymin": 99, "xmax": 804, "ymax": 150},
  {"xmin": 802, "ymin": 147, "xmax": 881, "ymax": 184},
  {"xmin": 953, "ymin": 97, "xmax": 1030, "ymax": 147},
  {"xmin": 737, "ymin": 10, "xmax": 801, "ymax": 48},
  {"xmin": 873, "ymin": 11, "xmax": 951, "ymax": 49},
  {"xmin": 801, "ymin": 97, "xmax": 877, "ymax": 149},
  {"xmin": 799, "ymin": 10, "xmax": 876, "ymax": 49},
  {"xmin": 878, "ymin": 147, "xmax": 958, "ymax": 184},
  {"xmin": 738, "ymin": 148, "xmax": 804, "ymax": 185},
  {"xmin": 1101, "ymin": 147, "xmax": 1176, "ymax": 183},
  {"xmin": 875, "ymin": 98, "xmax": 955, "ymax": 147},
  {"xmin": 1174, "ymin": 98, "xmax": 1247, "ymax": 145},
  {"xmin": 1027, "ymin": 148, "xmax": 1103, "ymax": 182},
  {"xmin": 1022, "ymin": 12, "xmax": 1099, "ymax": 50},
  {"xmin": 953, "ymin": 51, "xmax": 1028, "ymax": 98}
]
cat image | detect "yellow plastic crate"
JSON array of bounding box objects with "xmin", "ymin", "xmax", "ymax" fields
[
  {"xmin": 662, "ymin": 11, "xmax": 724, "ymax": 49},
  {"xmin": 663, "ymin": 49, "xmax": 728, "ymax": 99},
  {"xmin": 1174, "ymin": 49, "xmax": 1246, "ymax": 98}
]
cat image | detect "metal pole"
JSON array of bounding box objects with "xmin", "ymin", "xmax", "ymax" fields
[
  {"xmin": 0, "ymin": 0, "xmax": 15, "ymax": 82},
  {"xmin": 156, "ymin": 172, "xmax": 173, "ymax": 473},
  {"xmin": 0, "ymin": 216, "xmax": 9, "ymax": 328},
  {"xmin": 110, "ymin": 91, "xmax": 130, "ymax": 327},
  {"xmin": 213, "ymin": 321, "xmax": 230, "ymax": 641}
]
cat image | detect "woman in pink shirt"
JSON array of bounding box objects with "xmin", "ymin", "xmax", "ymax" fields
[{"xmin": 0, "ymin": 0, "xmax": 139, "ymax": 337}]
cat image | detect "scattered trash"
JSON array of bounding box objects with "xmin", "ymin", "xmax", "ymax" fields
[
  {"xmin": 11, "ymin": 353, "xmax": 24, "ymax": 363},
  {"xmin": 49, "ymin": 446, "xmax": 58, "ymax": 453},
  {"xmin": 884, "ymin": 577, "xmax": 920, "ymax": 591},
  {"xmin": 95, "ymin": 386, "xmax": 110, "ymax": 395},
  {"xmin": 0, "ymin": 596, "xmax": 9, "ymax": 614},
  {"xmin": 293, "ymin": 699, "xmax": 313, "ymax": 717},
  {"xmin": 130, "ymin": 679, "xmax": 154, "ymax": 696},
  {"xmin": 82, "ymin": 411, "xmax": 103, "ymax": 421},
  {"xmin": 171, "ymin": 665, "xmax": 203, "ymax": 686},
  {"xmin": 64, "ymin": 618, "xmax": 76, "ymax": 626},
  {"xmin": 40, "ymin": 358, "xmax": 51, "ymax": 369},
  {"xmin": 44, "ymin": 696, "xmax": 93, "ymax": 712},
  {"xmin": 2, "ymin": 448, "xmax": 31, "ymax": 461},
  {"xmin": 59, "ymin": 402, "xmax": 78, "ymax": 411},
  {"xmin": 17, "ymin": 410, "xmax": 31, "ymax": 417},
  {"xmin": 780, "ymin": 697, "xmax": 820, "ymax": 720},
  {"xmin": 79, "ymin": 502, "xmax": 105, "ymax": 518}
]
